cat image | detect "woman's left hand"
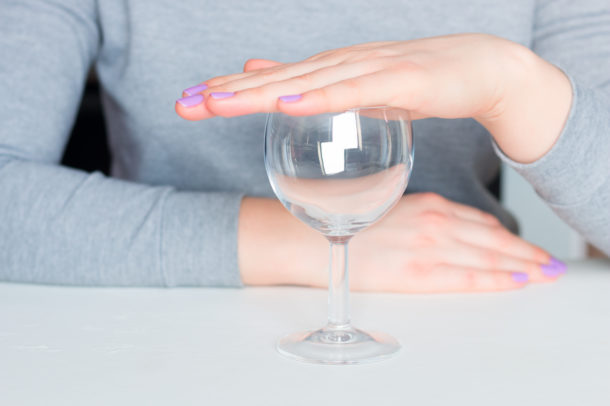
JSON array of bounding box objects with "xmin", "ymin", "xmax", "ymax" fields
[{"xmin": 175, "ymin": 33, "xmax": 572, "ymax": 163}]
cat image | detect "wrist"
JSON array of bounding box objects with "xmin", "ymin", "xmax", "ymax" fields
[{"xmin": 476, "ymin": 43, "xmax": 573, "ymax": 163}]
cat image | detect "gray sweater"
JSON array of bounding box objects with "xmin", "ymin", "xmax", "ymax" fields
[{"xmin": 0, "ymin": 0, "xmax": 609, "ymax": 286}]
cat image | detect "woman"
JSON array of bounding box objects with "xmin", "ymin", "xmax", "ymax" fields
[{"xmin": 1, "ymin": 0, "xmax": 608, "ymax": 291}]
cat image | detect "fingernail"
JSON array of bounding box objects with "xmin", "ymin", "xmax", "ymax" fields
[
  {"xmin": 279, "ymin": 94, "xmax": 302, "ymax": 103},
  {"xmin": 210, "ymin": 91, "xmax": 235, "ymax": 100},
  {"xmin": 511, "ymin": 272, "xmax": 529, "ymax": 283},
  {"xmin": 541, "ymin": 261, "xmax": 561, "ymax": 277},
  {"xmin": 183, "ymin": 84, "xmax": 208, "ymax": 96},
  {"xmin": 550, "ymin": 257, "xmax": 567, "ymax": 274},
  {"xmin": 176, "ymin": 94, "xmax": 204, "ymax": 107}
]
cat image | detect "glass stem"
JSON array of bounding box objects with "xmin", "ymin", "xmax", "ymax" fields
[{"xmin": 327, "ymin": 236, "xmax": 352, "ymax": 329}]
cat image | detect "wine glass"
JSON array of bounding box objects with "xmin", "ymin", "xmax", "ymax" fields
[{"xmin": 264, "ymin": 107, "xmax": 414, "ymax": 364}]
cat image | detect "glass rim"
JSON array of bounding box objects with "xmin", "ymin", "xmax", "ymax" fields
[
  {"xmin": 346, "ymin": 105, "xmax": 405, "ymax": 112},
  {"xmin": 268, "ymin": 105, "xmax": 411, "ymax": 117}
]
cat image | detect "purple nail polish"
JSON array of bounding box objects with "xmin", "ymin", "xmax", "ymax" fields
[
  {"xmin": 183, "ymin": 84, "xmax": 208, "ymax": 96},
  {"xmin": 279, "ymin": 94, "xmax": 302, "ymax": 103},
  {"xmin": 210, "ymin": 91, "xmax": 235, "ymax": 100},
  {"xmin": 541, "ymin": 262, "xmax": 561, "ymax": 277},
  {"xmin": 550, "ymin": 257, "xmax": 567, "ymax": 274},
  {"xmin": 511, "ymin": 272, "xmax": 529, "ymax": 283},
  {"xmin": 176, "ymin": 94, "xmax": 204, "ymax": 107}
]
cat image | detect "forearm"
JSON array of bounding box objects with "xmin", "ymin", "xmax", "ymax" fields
[
  {"xmin": 0, "ymin": 158, "xmax": 243, "ymax": 286},
  {"xmin": 238, "ymin": 197, "xmax": 326, "ymax": 287}
]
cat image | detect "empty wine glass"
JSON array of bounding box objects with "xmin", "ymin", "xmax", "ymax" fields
[{"xmin": 264, "ymin": 107, "xmax": 414, "ymax": 364}]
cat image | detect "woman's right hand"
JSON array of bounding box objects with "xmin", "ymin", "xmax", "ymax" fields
[{"xmin": 238, "ymin": 193, "xmax": 565, "ymax": 293}]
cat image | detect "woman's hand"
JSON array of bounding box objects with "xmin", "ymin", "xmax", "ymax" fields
[
  {"xmin": 176, "ymin": 33, "xmax": 572, "ymax": 163},
  {"xmin": 239, "ymin": 193, "xmax": 565, "ymax": 293}
]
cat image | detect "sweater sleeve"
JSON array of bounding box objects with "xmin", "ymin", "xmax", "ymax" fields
[
  {"xmin": 494, "ymin": 0, "xmax": 610, "ymax": 255},
  {"xmin": 0, "ymin": 0, "xmax": 243, "ymax": 287}
]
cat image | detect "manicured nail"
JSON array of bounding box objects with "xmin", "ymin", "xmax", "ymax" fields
[
  {"xmin": 541, "ymin": 261, "xmax": 561, "ymax": 277},
  {"xmin": 279, "ymin": 94, "xmax": 302, "ymax": 103},
  {"xmin": 550, "ymin": 257, "xmax": 567, "ymax": 274},
  {"xmin": 176, "ymin": 94, "xmax": 204, "ymax": 107},
  {"xmin": 210, "ymin": 91, "xmax": 235, "ymax": 99},
  {"xmin": 183, "ymin": 84, "xmax": 208, "ymax": 96},
  {"xmin": 511, "ymin": 272, "xmax": 529, "ymax": 283}
]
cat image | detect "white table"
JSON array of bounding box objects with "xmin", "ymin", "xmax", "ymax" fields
[{"xmin": 1, "ymin": 260, "xmax": 610, "ymax": 406}]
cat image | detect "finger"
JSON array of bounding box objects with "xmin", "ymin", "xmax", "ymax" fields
[
  {"xmin": 205, "ymin": 58, "xmax": 344, "ymax": 98},
  {"xmin": 177, "ymin": 61, "xmax": 286, "ymax": 99},
  {"xmin": 204, "ymin": 61, "xmax": 390, "ymax": 117},
  {"xmin": 451, "ymin": 221, "xmax": 551, "ymax": 265},
  {"xmin": 278, "ymin": 68, "xmax": 429, "ymax": 119},
  {"xmin": 305, "ymin": 41, "xmax": 397, "ymax": 62},
  {"xmin": 207, "ymin": 42, "xmax": 384, "ymax": 89},
  {"xmin": 243, "ymin": 58, "xmax": 283, "ymax": 72},
  {"xmin": 438, "ymin": 242, "xmax": 558, "ymax": 283},
  {"xmin": 204, "ymin": 59, "xmax": 327, "ymax": 91},
  {"xmin": 175, "ymin": 59, "xmax": 291, "ymax": 120},
  {"xmin": 201, "ymin": 65, "xmax": 287, "ymax": 91},
  {"xmin": 205, "ymin": 42, "xmax": 392, "ymax": 89},
  {"xmin": 175, "ymin": 94, "xmax": 216, "ymax": 121},
  {"xmin": 380, "ymin": 264, "xmax": 530, "ymax": 293}
]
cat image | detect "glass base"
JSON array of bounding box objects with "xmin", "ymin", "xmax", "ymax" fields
[{"xmin": 276, "ymin": 324, "xmax": 400, "ymax": 365}]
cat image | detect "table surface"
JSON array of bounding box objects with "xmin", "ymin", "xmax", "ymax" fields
[{"xmin": 1, "ymin": 259, "xmax": 610, "ymax": 406}]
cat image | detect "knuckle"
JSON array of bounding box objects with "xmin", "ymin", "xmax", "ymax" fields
[
  {"xmin": 343, "ymin": 48, "xmax": 389, "ymax": 62},
  {"xmin": 337, "ymin": 48, "xmax": 360, "ymax": 62},
  {"xmin": 405, "ymin": 260, "xmax": 433, "ymax": 281},
  {"xmin": 491, "ymin": 227, "xmax": 514, "ymax": 248},
  {"xmin": 492, "ymin": 271, "xmax": 514, "ymax": 289},
  {"xmin": 481, "ymin": 250, "xmax": 501, "ymax": 270},
  {"xmin": 412, "ymin": 233, "xmax": 438, "ymax": 248},
  {"xmin": 393, "ymin": 58, "xmax": 423, "ymax": 73},
  {"xmin": 308, "ymin": 87, "xmax": 334, "ymax": 113},
  {"xmin": 337, "ymin": 79, "xmax": 363, "ymax": 106},
  {"xmin": 369, "ymin": 48, "xmax": 397, "ymax": 59},
  {"xmin": 484, "ymin": 213, "xmax": 501, "ymax": 225},
  {"xmin": 314, "ymin": 86, "xmax": 328, "ymax": 98},
  {"xmin": 419, "ymin": 210, "xmax": 451, "ymax": 231},
  {"xmin": 462, "ymin": 270, "xmax": 478, "ymax": 290},
  {"xmin": 342, "ymin": 51, "xmax": 364, "ymax": 63},
  {"xmin": 494, "ymin": 271, "xmax": 509, "ymax": 287},
  {"xmin": 241, "ymin": 86, "xmax": 278, "ymax": 112},
  {"xmin": 258, "ymin": 68, "xmax": 280, "ymax": 79},
  {"xmin": 419, "ymin": 192, "xmax": 446, "ymax": 206},
  {"xmin": 204, "ymin": 77, "xmax": 223, "ymax": 87},
  {"xmin": 313, "ymin": 87, "xmax": 331, "ymax": 105},
  {"xmin": 341, "ymin": 78, "xmax": 361, "ymax": 92},
  {"xmin": 293, "ymin": 72, "xmax": 316, "ymax": 87},
  {"xmin": 246, "ymin": 85, "xmax": 268, "ymax": 98},
  {"xmin": 309, "ymin": 48, "xmax": 344, "ymax": 62}
]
